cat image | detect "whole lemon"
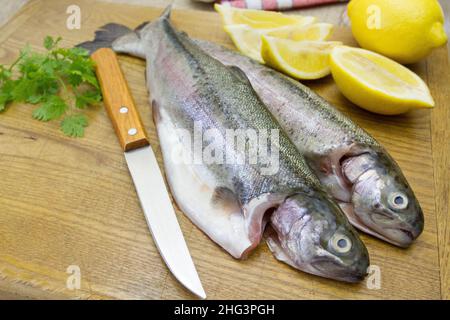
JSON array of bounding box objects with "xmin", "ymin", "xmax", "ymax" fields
[{"xmin": 348, "ymin": 0, "xmax": 447, "ymax": 64}]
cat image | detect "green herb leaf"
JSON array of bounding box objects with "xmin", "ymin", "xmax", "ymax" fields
[
  {"xmin": 61, "ymin": 114, "xmax": 88, "ymax": 137},
  {"xmin": 32, "ymin": 95, "xmax": 67, "ymax": 121},
  {"xmin": 0, "ymin": 65, "xmax": 11, "ymax": 83},
  {"xmin": 11, "ymin": 78, "xmax": 37, "ymax": 102},
  {"xmin": 44, "ymin": 36, "xmax": 62, "ymax": 50},
  {"xmin": 43, "ymin": 36, "xmax": 54, "ymax": 50},
  {"xmin": 0, "ymin": 92, "xmax": 10, "ymax": 111},
  {"xmin": 76, "ymin": 89, "xmax": 102, "ymax": 109},
  {"xmin": 0, "ymin": 80, "xmax": 14, "ymax": 111},
  {"xmin": 0, "ymin": 36, "xmax": 102, "ymax": 136}
]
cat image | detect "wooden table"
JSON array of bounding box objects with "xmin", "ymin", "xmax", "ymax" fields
[{"xmin": 0, "ymin": 0, "xmax": 449, "ymax": 299}]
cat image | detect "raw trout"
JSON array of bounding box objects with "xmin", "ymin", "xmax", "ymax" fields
[
  {"xmin": 194, "ymin": 40, "xmax": 424, "ymax": 248},
  {"xmin": 80, "ymin": 7, "xmax": 369, "ymax": 282}
]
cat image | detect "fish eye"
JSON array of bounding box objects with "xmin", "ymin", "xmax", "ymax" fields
[
  {"xmin": 388, "ymin": 192, "xmax": 408, "ymax": 210},
  {"xmin": 330, "ymin": 233, "xmax": 352, "ymax": 254}
]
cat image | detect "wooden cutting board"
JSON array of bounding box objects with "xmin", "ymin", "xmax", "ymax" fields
[{"xmin": 0, "ymin": 0, "xmax": 448, "ymax": 299}]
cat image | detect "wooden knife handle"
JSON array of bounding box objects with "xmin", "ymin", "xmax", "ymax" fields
[{"xmin": 91, "ymin": 48, "xmax": 149, "ymax": 151}]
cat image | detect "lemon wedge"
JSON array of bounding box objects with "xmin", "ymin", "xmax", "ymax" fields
[
  {"xmin": 215, "ymin": 3, "xmax": 316, "ymax": 29},
  {"xmin": 224, "ymin": 25, "xmax": 265, "ymax": 62},
  {"xmin": 261, "ymin": 36, "xmax": 341, "ymax": 80},
  {"xmin": 330, "ymin": 46, "xmax": 435, "ymax": 115},
  {"xmin": 224, "ymin": 23, "xmax": 331, "ymax": 63},
  {"xmin": 267, "ymin": 23, "xmax": 334, "ymax": 41}
]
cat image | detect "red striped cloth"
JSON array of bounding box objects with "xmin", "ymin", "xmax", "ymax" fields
[{"xmin": 219, "ymin": 0, "xmax": 348, "ymax": 11}]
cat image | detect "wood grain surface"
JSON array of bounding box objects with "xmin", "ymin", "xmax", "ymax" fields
[
  {"xmin": 429, "ymin": 45, "xmax": 450, "ymax": 301},
  {"xmin": 0, "ymin": 0, "xmax": 448, "ymax": 299}
]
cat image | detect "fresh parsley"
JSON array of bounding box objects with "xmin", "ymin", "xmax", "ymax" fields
[{"xmin": 0, "ymin": 36, "xmax": 102, "ymax": 137}]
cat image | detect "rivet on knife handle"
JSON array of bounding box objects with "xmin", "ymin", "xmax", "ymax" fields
[{"xmin": 91, "ymin": 48, "xmax": 149, "ymax": 151}]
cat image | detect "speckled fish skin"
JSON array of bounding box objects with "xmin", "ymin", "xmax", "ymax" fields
[
  {"xmin": 82, "ymin": 7, "xmax": 370, "ymax": 282},
  {"xmin": 195, "ymin": 40, "xmax": 424, "ymax": 248}
]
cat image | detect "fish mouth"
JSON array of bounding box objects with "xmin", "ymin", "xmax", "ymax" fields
[
  {"xmin": 339, "ymin": 203, "xmax": 421, "ymax": 247},
  {"xmin": 380, "ymin": 227, "xmax": 416, "ymax": 248},
  {"xmin": 367, "ymin": 220, "xmax": 420, "ymax": 247},
  {"xmin": 311, "ymin": 259, "xmax": 368, "ymax": 283},
  {"xmin": 369, "ymin": 209, "xmax": 423, "ymax": 247}
]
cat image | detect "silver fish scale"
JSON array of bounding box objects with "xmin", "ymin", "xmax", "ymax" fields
[{"xmin": 195, "ymin": 40, "xmax": 381, "ymax": 153}]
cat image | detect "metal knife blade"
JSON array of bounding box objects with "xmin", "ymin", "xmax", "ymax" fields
[
  {"xmin": 125, "ymin": 146, "xmax": 206, "ymax": 299},
  {"xmin": 86, "ymin": 47, "xmax": 205, "ymax": 299}
]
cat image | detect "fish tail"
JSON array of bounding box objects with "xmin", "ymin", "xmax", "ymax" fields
[
  {"xmin": 77, "ymin": 23, "xmax": 135, "ymax": 54},
  {"xmin": 77, "ymin": 5, "xmax": 173, "ymax": 57}
]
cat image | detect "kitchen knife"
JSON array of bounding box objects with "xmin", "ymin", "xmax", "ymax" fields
[{"xmin": 90, "ymin": 47, "xmax": 206, "ymax": 299}]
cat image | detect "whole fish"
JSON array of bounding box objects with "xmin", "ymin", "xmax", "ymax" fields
[
  {"xmin": 193, "ymin": 40, "xmax": 424, "ymax": 248},
  {"xmin": 80, "ymin": 7, "xmax": 369, "ymax": 282}
]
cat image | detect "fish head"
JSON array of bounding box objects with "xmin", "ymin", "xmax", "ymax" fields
[
  {"xmin": 342, "ymin": 152, "xmax": 424, "ymax": 247},
  {"xmin": 270, "ymin": 191, "xmax": 369, "ymax": 283}
]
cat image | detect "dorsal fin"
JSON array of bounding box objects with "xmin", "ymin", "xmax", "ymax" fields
[
  {"xmin": 228, "ymin": 65, "xmax": 251, "ymax": 84},
  {"xmin": 160, "ymin": 4, "xmax": 172, "ymax": 20}
]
